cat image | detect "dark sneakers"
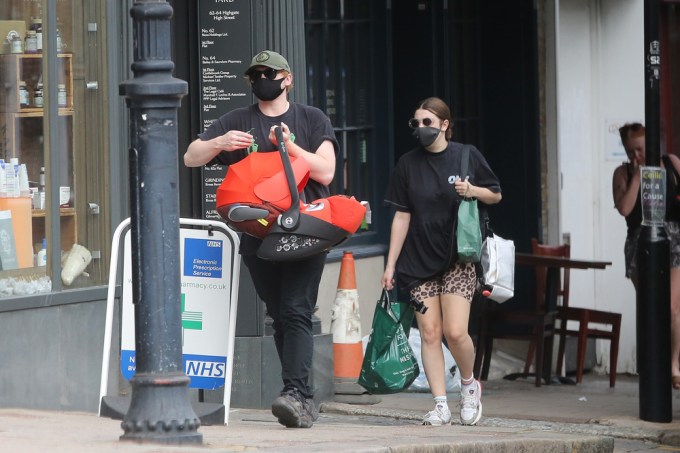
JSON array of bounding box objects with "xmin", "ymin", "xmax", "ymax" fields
[{"xmin": 271, "ymin": 388, "xmax": 318, "ymax": 428}]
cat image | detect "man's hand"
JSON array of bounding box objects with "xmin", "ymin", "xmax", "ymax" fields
[{"xmin": 214, "ymin": 130, "xmax": 254, "ymax": 151}]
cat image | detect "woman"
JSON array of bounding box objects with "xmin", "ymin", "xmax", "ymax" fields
[
  {"xmin": 612, "ymin": 122, "xmax": 680, "ymax": 390},
  {"xmin": 381, "ymin": 97, "xmax": 502, "ymax": 426}
]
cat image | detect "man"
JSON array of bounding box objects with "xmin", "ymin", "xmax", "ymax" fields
[{"xmin": 184, "ymin": 50, "xmax": 338, "ymax": 428}]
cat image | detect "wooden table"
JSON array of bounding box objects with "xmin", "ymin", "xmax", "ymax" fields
[{"xmin": 509, "ymin": 253, "xmax": 612, "ymax": 384}]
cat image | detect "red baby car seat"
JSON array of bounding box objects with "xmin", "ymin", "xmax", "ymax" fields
[{"xmin": 216, "ymin": 127, "xmax": 366, "ymax": 261}]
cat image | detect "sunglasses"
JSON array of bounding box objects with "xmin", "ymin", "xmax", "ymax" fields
[
  {"xmin": 248, "ymin": 67, "xmax": 281, "ymax": 83},
  {"xmin": 408, "ymin": 118, "xmax": 436, "ymax": 129}
]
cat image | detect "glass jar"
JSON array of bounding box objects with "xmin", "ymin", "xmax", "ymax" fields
[
  {"xmin": 57, "ymin": 84, "xmax": 67, "ymax": 107},
  {"xmin": 29, "ymin": 18, "xmax": 43, "ymax": 53},
  {"xmin": 33, "ymin": 83, "xmax": 44, "ymax": 108},
  {"xmin": 25, "ymin": 31, "xmax": 38, "ymax": 54},
  {"xmin": 19, "ymin": 82, "xmax": 29, "ymax": 108},
  {"xmin": 10, "ymin": 35, "xmax": 23, "ymax": 54}
]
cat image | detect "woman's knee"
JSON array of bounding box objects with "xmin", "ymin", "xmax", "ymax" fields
[
  {"xmin": 418, "ymin": 324, "xmax": 443, "ymax": 345},
  {"xmin": 443, "ymin": 325, "xmax": 469, "ymax": 346}
]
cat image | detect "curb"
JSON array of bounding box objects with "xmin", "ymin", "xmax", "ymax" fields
[{"xmin": 322, "ymin": 401, "xmax": 680, "ymax": 448}]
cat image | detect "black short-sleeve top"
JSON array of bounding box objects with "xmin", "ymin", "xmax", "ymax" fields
[
  {"xmin": 198, "ymin": 102, "xmax": 339, "ymax": 255},
  {"xmin": 384, "ymin": 141, "xmax": 501, "ymax": 290}
]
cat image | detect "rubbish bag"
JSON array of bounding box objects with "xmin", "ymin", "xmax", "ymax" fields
[
  {"xmin": 358, "ymin": 289, "xmax": 419, "ymax": 394},
  {"xmin": 407, "ymin": 328, "xmax": 461, "ymax": 393}
]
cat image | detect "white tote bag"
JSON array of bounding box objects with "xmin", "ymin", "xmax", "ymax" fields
[{"xmin": 480, "ymin": 233, "xmax": 515, "ymax": 303}]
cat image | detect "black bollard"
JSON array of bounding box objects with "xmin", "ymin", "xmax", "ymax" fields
[
  {"xmin": 637, "ymin": 0, "xmax": 671, "ymax": 423},
  {"xmin": 118, "ymin": 1, "xmax": 201, "ymax": 443}
]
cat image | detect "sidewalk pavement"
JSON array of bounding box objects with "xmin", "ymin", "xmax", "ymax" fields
[{"xmin": 2, "ymin": 374, "xmax": 680, "ymax": 452}]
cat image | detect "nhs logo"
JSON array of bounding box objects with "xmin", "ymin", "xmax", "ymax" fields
[{"xmin": 183, "ymin": 354, "xmax": 227, "ymax": 390}]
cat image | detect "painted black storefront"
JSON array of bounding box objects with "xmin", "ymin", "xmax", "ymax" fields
[{"xmin": 170, "ymin": 0, "xmax": 540, "ymax": 408}]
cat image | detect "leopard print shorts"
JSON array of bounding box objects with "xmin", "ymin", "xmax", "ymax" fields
[{"xmin": 409, "ymin": 262, "xmax": 477, "ymax": 303}]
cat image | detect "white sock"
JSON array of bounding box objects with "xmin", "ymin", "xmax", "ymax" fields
[
  {"xmin": 434, "ymin": 396, "xmax": 448, "ymax": 411},
  {"xmin": 461, "ymin": 375, "xmax": 476, "ymax": 392}
]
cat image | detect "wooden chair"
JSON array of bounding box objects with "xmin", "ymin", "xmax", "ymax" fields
[
  {"xmin": 528, "ymin": 238, "xmax": 621, "ymax": 387},
  {"xmin": 473, "ymin": 264, "xmax": 558, "ymax": 387}
]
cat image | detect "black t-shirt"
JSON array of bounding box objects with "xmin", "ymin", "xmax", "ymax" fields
[
  {"xmin": 384, "ymin": 142, "xmax": 501, "ymax": 290},
  {"xmin": 199, "ymin": 102, "xmax": 339, "ymax": 254}
]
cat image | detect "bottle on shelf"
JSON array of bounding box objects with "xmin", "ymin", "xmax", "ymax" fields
[
  {"xmin": 56, "ymin": 29, "xmax": 63, "ymax": 52},
  {"xmin": 36, "ymin": 238, "xmax": 47, "ymax": 267},
  {"xmin": 4, "ymin": 158, "xmax": 18, "ymax": 198},
  {"xmin": 30, "ymin": 17, "xmax": 43, "ymax": 53},
  {"xmin": 57, "ymin": 84, "xmax": 67, "ymax": 107},
  {"xmin": 34, "ymin": 83, "xmax": 44, "ymax": 108},
  {"xmin": 39, "ymin": 167, "xmax": 45, "ymax": 192},
  {"xmin": 19, "ymin": 81, "xmax": 29, "ymax": 108},
  {"xmin": 10, "ymin": 34, "xmax": 23, "ymax": 54},
  {"xmin": 18, "ymin": 164, "xmax": 29, "ymax": 197},
  {"xmin": 25, "ymin": 30, "xmax": 38, "ymax": 54},
  {"xmin": 38, "ymin": 167, "xmax": 45, "ymax": 209},
  {"xmin": 0, "ymin": 160, "xmax": 6, "ymax": 198}
]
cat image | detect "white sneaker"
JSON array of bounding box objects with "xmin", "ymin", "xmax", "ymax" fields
[
  {"xmin": 460, "ymin": 380, "xmax": 483, "ymax": 425},
  {"xmin": 422, "ymin": 405, "xmax": 451, "ymax": 426}
]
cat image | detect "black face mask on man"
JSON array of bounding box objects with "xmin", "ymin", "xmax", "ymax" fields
[
  {"xmin": 412, "ymin": 126, "xmax": 441, "ymax": 147},
  {"xmin": 252, "ymin": 77, "xmax": 285, "ymax": 101}
]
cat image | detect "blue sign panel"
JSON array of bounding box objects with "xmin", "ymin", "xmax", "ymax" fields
[{"xmin": 183, "ymin": 237, "xmax": 223, "ymax": 278}]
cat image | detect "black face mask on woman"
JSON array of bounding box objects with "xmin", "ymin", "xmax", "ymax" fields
[
  {"xmin": 412, "ymin": 126, "xmax": 441, "ymax": 147},
  {"xmin": 252, "ymin": 77, "xmax": 285, "ymax": 101}
]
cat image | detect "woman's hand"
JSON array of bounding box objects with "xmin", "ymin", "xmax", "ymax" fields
[
  {"xmin": 381, "ymin": 266, "xmax": 395, "ymax": 291},
  {"xmin": 455, "ymin": 177, "xmax": 473, "ymax": 198}
]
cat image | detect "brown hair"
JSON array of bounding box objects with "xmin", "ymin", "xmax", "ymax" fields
[
  {"xmin": 416, "ymin": 97, "xmax": 453, "ymax": 140},
  {"xmin": 619, "ymin": 122, "xmax": 645, "ymax": 145}
]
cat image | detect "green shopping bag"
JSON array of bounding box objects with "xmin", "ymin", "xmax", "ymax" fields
[
  {"xmin": 358, "ymin": 289, "xmax": 419, "ymax": 394},
  {"xmin": 457, "ymin": 197, "xmax": 482, "ymax": 263},
  {"xmin": 456, "ymin": 146, "xmax": 482, "ymax": 263}
]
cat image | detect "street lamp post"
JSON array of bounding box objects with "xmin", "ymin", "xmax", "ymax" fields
[
  {"xmin": 118, "ymin": 1, "xmax": 201, "ymax": 443},
  {"xmin": 637, "ymin": 0, "xmax": 671, "ymax": 423}
]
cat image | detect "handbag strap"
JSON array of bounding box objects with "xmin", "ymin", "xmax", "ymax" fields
[
  {"xmin": 380, "ymin": 288, "xmax": 391, "ymax": 309},
  {"xmin": 663, "ymin": 155, "xmax": 680, "ymax": 187},
  {"xmin": 460, "ymin": 145, "xmax": 471, "ymax": 179}
]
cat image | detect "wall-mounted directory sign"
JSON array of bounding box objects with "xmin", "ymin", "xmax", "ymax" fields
[{"xmin": 198, "ymin": 0, "xmax": 252, "ymax": 220}]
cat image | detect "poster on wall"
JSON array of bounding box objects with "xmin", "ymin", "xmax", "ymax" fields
[
  {"xmin": 120, "ymin": 227, "xmax": 238, "ymax": 391},
  {"xmin": 198, "ymin": 0, "xmax": 252, "ymax": 220}
]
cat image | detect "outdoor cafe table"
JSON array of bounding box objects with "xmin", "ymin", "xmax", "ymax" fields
[{"xmin": 508, "ymin": 253, "xmax": 612, "ymax": 384}]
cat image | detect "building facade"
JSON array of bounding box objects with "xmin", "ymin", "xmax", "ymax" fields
[{"xmin": 0, "ymin": 0, "xmax": 677, "ymax": 412}]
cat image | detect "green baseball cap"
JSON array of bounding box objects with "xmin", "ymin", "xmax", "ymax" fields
[{"xmin": 245, "ymin": 50, "xmax": 291, "ymax": 75}]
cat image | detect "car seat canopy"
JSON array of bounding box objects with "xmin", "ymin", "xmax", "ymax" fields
[{"xmin": 215, "ymin": 127, "xmax": 366, "ymax": 260}]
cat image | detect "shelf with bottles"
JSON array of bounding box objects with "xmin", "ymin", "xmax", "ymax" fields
[
  {"xmin": 31, "ymin": 207, "xmax": 77, "ymax": 254},
  {"xmin": 0, "ymin": 53, "xmax": 73, "ymax": 113},
  {"xmin": 0, "ymin": 110, "xmax": 73, "ymax": 173}
]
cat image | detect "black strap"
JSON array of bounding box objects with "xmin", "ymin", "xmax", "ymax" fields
[
  {"xmin": 460, "ymin": 145, "xmax": 470, "ymax": 179},
  {"xmin": 663, "ymin": 155, "xmax": 680, "ymax": 186}
]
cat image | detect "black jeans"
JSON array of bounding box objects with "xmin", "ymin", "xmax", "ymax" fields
[{"xmin": 242, "ymin": 252, "xmax": 326, "ymax": 398}]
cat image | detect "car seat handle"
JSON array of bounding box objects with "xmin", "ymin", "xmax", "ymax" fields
[{"xmin": 274, "ymin": 125, "xmax": 300, "ymax": 231}]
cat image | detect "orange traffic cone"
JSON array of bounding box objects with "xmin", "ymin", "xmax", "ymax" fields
[
  {"xmin": 331, "ymin": 251, "xmax": 363, "ymax": 379},
  {"xmin": 330, "ymin": 252, "xmax": 381, "ymax": 405}
]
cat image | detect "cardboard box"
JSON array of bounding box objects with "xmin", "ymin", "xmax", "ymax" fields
[{"xmin": 0, "ymin": 20, "xmax": 26, "ymax": 55}]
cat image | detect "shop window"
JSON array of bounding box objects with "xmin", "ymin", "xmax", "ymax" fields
[
  {"xmin": 304, "ymin": 1, "xmax": 374, "ymax": 236},
  {"xmin": 0, "ymin": 0, "xmax": 108, "ymax": 296}
]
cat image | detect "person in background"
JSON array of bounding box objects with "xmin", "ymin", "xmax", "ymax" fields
[
  {"xmin": 612, "ymin": 122, "xmax": 680, "ymax": 390},
  {"xmin": 381, "ymin": 97, "xmax": 502, "ymax": 426},
  {"xmin": 184, "ymin": 50, "xmax": 338, "ymax": 427}
]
